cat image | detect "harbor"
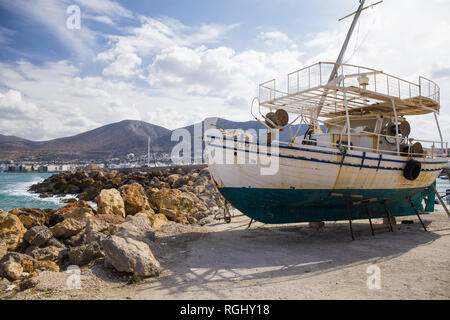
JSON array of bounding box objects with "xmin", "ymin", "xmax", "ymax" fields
[{"xmin": 0, "ymin": 0, "xmax": 449, "ymax": 304}]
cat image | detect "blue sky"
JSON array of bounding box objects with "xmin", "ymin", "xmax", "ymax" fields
[{"xmin": 0, "ymin": 0, "xmax": 449, "ymax": 145}]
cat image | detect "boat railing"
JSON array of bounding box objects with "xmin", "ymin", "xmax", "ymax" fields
[
  {"xmin": 419, "ymin": 76, "xmax": 440, "ymax": 103},
  {"xmin": 216, "ymin": 126, "xmax": 448, "ymax": 159},
  {"xmin": 259, "ymin": 62, "xmax": 440, "ymax": 107},
  {"xmin": 310, "ymin": 115, "xmax": 448, "ymax": 159},
  {"xmin": 278, "ymin": 135, "xmax": 448, "ymax": 159}
]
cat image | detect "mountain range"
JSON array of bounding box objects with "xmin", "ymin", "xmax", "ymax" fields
[{"xmin": 0, "ymin": 118, "xmax": 310, "ymax": 161}]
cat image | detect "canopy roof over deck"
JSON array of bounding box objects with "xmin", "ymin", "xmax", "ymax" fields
[{"xmin": 258, "ymin": 62, "xmax": 440, "ymax": 120}]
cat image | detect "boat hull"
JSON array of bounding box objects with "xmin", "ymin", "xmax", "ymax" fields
[
  {"xmin": 219, "ymin": 187, "xmax": 434, "ymax": 224},
  {"xmin": 206, "ymin": 135, "xmax": 447, "ymax": 224}
]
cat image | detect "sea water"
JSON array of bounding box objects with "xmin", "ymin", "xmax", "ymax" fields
[
  {"xmin": 0, "ymin": 172, "xmax": 67, "ymax": 212},
  {"xmin": 436, "ymin": 176, "xmax": 450, "ymax": 204}
]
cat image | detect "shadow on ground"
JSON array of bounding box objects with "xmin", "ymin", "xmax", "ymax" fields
[{"xmin": 127, "ymin": 215, "xmax": 442, "ymax": 299}]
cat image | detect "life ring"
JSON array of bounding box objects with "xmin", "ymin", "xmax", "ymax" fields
[{"xmin": 403, "ymin": 159, "xmax": 421, "ymax": 181}]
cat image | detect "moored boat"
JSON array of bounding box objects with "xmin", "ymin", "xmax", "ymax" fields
[{"xmin": 205, "ymin": 1, "xmax": 449, "ymax": 230}]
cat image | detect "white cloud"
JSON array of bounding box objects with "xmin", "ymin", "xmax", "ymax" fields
[
  {"xmin": 0, "ymin": 0, "xmax": 97, "ymax": 59},
  {"xmin": 0, "ymin": 90, "xmax": 39, "ymax": 120},
  {"xmin": 97, "ymin": 17, "xmax": 238, "ymax": 78},
  {"xmin": 0, "ymin": 0, "xmax": 448, "ymax": 146},
  {"xmin": 102, "ymin": 52, "xmax": 142, "ymax": 77},
  {"xmin": 297, "ymin": 0, "xmax": 450, "ymax": 142},
  {"xmin": 74, "ymin": 0, "xmax": 133, "ymax": 19},
  {"xmin": 257, "ymin": 31, "xmax": 297, "ymax": 50},
  {"xmin": 84, "ymin": 14, "xmax": 115, "ymax": 26}
]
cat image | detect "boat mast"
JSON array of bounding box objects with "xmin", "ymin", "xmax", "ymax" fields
[
  {"xmin": 315, "ymin": 0, "xmax": 381, "ymax": 121},
  {"xmin": 328, "ymin": 0, "xmax": 366, "ymax": 85},
  {"xmin": 147, "ymin": 136, "xmax": 151, "ymax": 167}
]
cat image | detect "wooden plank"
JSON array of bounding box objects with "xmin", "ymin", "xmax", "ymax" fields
[{"xmin": 430, "ymin": 183, "xmax": 450, "ymax": 218}]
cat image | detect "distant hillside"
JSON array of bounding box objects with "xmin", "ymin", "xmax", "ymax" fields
[
  {"xmin": 0, "ymin": 118, "xmax": 313, "ymax": 161},
  {"xmin": 0, "ymin": 120, "xmax": 170, "ymax": 161},
  {"xmin": 0, "ymin": 134, "xmax": 42, "ymax": 159}
]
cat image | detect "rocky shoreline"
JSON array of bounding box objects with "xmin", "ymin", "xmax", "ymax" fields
[{"xmin": 0, "ymin": 166, "xmax": 228, "ymax": 295}]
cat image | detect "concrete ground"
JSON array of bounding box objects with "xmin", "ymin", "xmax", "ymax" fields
[{"xmin": 100, "ymin": 205, "xmax": 450, "ymax": 300}]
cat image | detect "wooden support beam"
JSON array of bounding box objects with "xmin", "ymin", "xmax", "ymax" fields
[
  {"xmin": 382, "ymin": 200, "xmax": 394, "ymax": 232},
  {"xmin": 345, "ymin": 197, "xmax": 355, "ymax": 241},
  {"xmin": 365, "ymin": 205, "xmax": 375, "ymax": 236},
  {"xmin": 430, "ymin": 183, "xmax": 450, "ymax": 218},
  {"xmin": 408, "ymin": 197, "xmax": 428, "ymax": 232}
]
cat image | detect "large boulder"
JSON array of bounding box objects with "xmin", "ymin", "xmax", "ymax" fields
[
  {"xmin": 50, "ymin": 218, "xmax": 84, "ymax": 239},
  {"xmin": 35, "ymin": 260, "xmax": 59, "ymax": 272},
  {"xmin": 0, "ymin": 252, "xmax": 36, "ymax": 281},
  {"xmin": 9, "ymin": 208, "xmax": 49, "ymax": 229},
  {"xmin": 101, "ymin": 235, "xmax": 160, "ymax": 277},
  {"xmin": 63, "ymin": 207, "xmax": 94, "ymax": 222},
  {"xmin": 26, "ymin": 245, "xmax": 66, "ymax": 263},
  {"xmin": 117, "ymin": 215, "xmax": 155, "ymax": 245},
  {"xmin": 147, "ymin": 188, "xmax": 195, "ymax": 215},
  {"xmin": 23, "ymin": 225, "xmax": 53, "ymax": 247},
  {"xmin": 0, "ymin": 241, "xmax": 6, "ymax": 260},
  {"xmin": 84, "ymin": 218, "xmax": 113, "ymax": 244},
  {"xmin": 68, "ymin": 242, "xmax": 104, "ymax": 266},
  {"xmin": 160, "ymin": 208, "xmax": 177, "ymax": 221},
  {"xmin": 134, "ymin": 210, "xmax": 170, "ymax": 231},
  {"xmin": 0, "ymin": 211, "xmax": 26, "ymax": 251},
  {"xmin": 105, "ymin": 170, "xmax": 118, "ymax": 180},
  {"xmin": 55, "ymin": 200, "xmax": 95, "ymax": 216},
  {"xmin": 96, "ymin": 189, "xmax": 125, "ymax": 217},
  {"xmin": 167, "ymin": 174, "xmax": 180, "ymax": 187},
  {"xmin": 78, "ymin": 186, "xmax": 99, "ymax": 201},
  {"xmin": 94, "ymin": 214, "xmax": 126, "ymax": 225},
  {"xmin": 172, "ymin": 175, "xmax": 190, "ymax": 188},
  {"xmin": 119, "ymin": 183, "xmax": 150, "ymax": 216},
  {"xmin": 86, "ymin": 218, "xmax": 110, "ymax": 234}
]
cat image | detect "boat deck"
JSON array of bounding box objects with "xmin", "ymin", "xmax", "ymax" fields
[{"xmin": 258, "ymin": 62, "xmax": 440, "ymax": 118}]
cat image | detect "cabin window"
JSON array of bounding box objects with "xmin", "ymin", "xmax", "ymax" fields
[
  {"xmin": 348, "ymin": 119, "xmax": 377, "ymax": 133},
  {"xmin": 326, "ymin": 118, "xmax": 377, "ymax": 134}
]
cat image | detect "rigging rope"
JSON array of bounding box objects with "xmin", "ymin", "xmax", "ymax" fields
[{"xmin": 343, "ymin": 5, "xmax": 380, "ymax": 64}]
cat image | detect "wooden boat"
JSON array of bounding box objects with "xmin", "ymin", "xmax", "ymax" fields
[{"xmin": 204, "ymin": 1, "xmax": 449, "ymax": 232}]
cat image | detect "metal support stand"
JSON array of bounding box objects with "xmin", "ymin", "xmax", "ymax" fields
[
  {"xmin": 364, "ymin": 204, "xmax": 375, "ymax": 236},
  {"xmin": 430, "ymin": 183, "xmax": 450, "ymax": 218},
  {"xmin": 381, "ymin": 200, "xmax": 394, "ymax": 232},
  {"xmin": 353, "ymin": 197, "xmax": 380, "ymax": 236},
  {"xmin": 345, "ymin": 197, "xmax": 355, "ymax": 241},
  {"xmin": 331, "ymin": 193, "xmax": 363, "ymax": 240},
  {"xmin": 247, "ymin": 219, "xmax": 254, "ymax": 229},
  {"xmin": 408, "ymin": 197, "xmax": 427, "ymax": 232}
]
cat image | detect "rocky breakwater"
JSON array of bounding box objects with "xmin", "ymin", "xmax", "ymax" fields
[
  {"xmin": 1, "ymin": 167, "xmax": 226, "ymax": 293},
  {"xmin": 29, "ymin": 167, "xmax": 225, "ymax": 224}
]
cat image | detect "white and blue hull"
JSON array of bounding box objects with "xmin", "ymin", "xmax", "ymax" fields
[{"xmin": 206, "ymin": 135, "xmax": 447, "ymax": 223}]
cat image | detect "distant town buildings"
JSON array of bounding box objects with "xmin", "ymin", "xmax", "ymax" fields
[{"xmin": 0, "ymin": 151, "xmax": 174, "ymax": 173}]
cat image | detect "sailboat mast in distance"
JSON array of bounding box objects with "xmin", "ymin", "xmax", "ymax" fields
[{"xmin": 147, "ymin": 136, "xmax": 150, "ymax": 167}]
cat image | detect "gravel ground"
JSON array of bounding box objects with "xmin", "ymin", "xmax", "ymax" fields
[{"xmin": 3, "ymin": 205, "xmax": 450, "ymax": 300}]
